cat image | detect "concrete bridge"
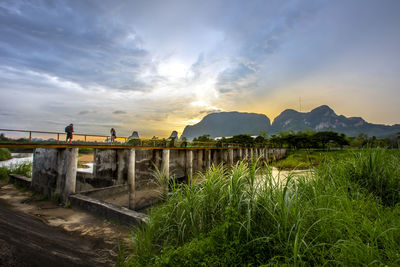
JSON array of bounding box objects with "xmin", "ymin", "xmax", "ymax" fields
[{"xmin": 2, "ymin": 143, "xmax": 286, "ymax": 225}]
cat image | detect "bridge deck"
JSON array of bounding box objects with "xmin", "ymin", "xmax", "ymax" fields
[{"xmin": 0, "ymin": 143, "xmax": 246, "ymax": 150}]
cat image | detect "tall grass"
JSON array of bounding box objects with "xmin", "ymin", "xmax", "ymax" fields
[
  {"xmin": 0, "ymin": 163, "xmax": 32, "ymax": 182},
  {"xmin": 122, "ymin": 149, "xmax": 400, "ymax": 266}
]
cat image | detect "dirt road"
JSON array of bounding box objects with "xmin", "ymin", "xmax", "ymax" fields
[
  {"xmin": 0, "ymin": 184, "xmax": 133, "ymax": 267},
  {"xmin": 0, "ymin": 205, "xmax": 107, "ymax": 266}
]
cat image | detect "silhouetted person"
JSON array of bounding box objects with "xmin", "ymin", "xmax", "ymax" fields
[
  {"xmin": 65, "ymin": 123, "xmax": 74, "ymax": 144},
  {"xmin": 110, "ymin": 128, "xmax": 116, "ymax": 143}
]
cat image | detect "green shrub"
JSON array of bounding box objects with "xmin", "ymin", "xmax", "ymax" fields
[
  {"xmin": 0, "ymin": 167, "xmax": 9, "ymax": 182},
  {"xmin": 0, "ymin": 148, "xmax": 12, "ymax": 161}
]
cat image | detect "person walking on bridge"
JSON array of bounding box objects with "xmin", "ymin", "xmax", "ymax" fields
[
  {"xmin": 65, "ymin": 123, "xmax": 74, "ymax": 144},
  {"xmin": 110, "ymin": 128, "xmax": 116, "ymax": 144}
]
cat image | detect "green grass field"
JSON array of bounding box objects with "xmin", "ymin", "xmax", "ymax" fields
[
  {"xmin": 120, "ymin": 149, "xmax": 400, "ymax": 266},
  {"xmin": 273, "ymin": 149, "xmax": 356, "ymax": 170}
]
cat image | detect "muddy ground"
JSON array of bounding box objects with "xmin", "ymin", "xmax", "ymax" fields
[{"xmin": 0, "ymin": 183, "xmax": 133, "ymax": 267}]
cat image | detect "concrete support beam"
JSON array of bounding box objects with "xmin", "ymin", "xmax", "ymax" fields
[
  {"xmin": 128, "ymin": 149, "xmax": 136, "ymax": 210},
  {"xmin": 244, "ymin": 148, "xmax": 248, "ymax": 159},
  {"xmin": 63, "ymin": 148, "xmax": 78, "ymax": 200},
  {"xmin": 197, "ymin": 150, "xmax": 204, "ymax": 171},
  {"xmin": 117, "ymin": 150, "xmax": 126, "ymax": 185},
  {"xmin": 32, "ymin": 148, "xmax": 78, "ymax": 202},
  {"xmin": 212, "ymin": 149, "xmax": 218, "ymax": 165},
  {"xmin": 162, "ymin": 149, "xmax": 170, "ymax": 178},
  {"xmin": 186, "ymin": 150, "xmax": 193, "ymax": 184},
  {"xmin": 239, "ymin": 149, "xmax": 243, "ymax": 160},
  {"xmin": 205, "ymin": 149, "xmax": 211, "ymax": 169},
  {"xmin": 250, "ymin": 148, "xmax": 253, "ymax": 159},
  {"xmin": 222, "ymin": 149, "xmax": 228, "ymax": 164},
  {"xmin": 228, "ymin": 149, "xmax": 234, "ymax": 166}
]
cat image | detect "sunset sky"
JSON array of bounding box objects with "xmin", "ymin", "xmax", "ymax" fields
[{"xmin": 1, "ymin": 0, "xmax": 399, "ymax": 138}]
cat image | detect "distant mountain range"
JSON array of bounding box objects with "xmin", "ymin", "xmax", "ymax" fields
[{"xmin": 181, "ymin": 105, "xmax": 400, "ymax": 139}]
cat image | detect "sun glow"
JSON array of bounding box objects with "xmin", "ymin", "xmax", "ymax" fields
[{"xmin": 158, "ymin": 59, "xmax": 188, "ymax": 79}]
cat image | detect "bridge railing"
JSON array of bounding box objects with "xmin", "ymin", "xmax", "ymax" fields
[
  {"xmin": 0, "ymin": 129, "xmax": 244, "ymax": 148},
  {"xmin": 0, "ymin": 128, "xmax": 129, "ymax": 144}
]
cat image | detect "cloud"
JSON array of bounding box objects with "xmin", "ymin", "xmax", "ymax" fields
[
  {"xmin": 112, "ymin": 110, "xmax": 127, "ymax": 115},
  {"xmin": 78, "ymin": 110, "xmax": 97, "ymax": 115},
  {"xmin": 1, "ymin": 0, "xmax": 400, "ymax": 136},
  {"xmin": 0, "ymin": 0, "xmax": 151, "ymax": 91}
]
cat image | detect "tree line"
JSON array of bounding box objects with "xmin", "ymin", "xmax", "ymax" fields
[{"xmin": 193, "ymin": 130, "xmax": 400, "ymax": 149}]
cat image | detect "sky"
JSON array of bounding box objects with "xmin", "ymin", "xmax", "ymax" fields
[{"xmin": 0, "ymin": 0, "xmax": 400, "ymax": 138}]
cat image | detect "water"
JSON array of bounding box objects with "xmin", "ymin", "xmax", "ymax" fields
[
  {"xmin": 255, "ymin": 167, "xmax": 312, "ymax": 189},
  {"xmin": 0, "ymin": 153, "xmax": 33, "ymax": 168},
  {"xmin": 77, "ymin": 163, "xmax": 93, "ymax": 173},
  {"xmin": 0, "ymin": 153, "xmax": 93, "ymax": 173}
]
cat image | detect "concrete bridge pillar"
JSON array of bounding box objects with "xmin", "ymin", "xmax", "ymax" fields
[
  {"xmin": 186, "ymin": 150, "xmax": 193, "ymax": 184},
  {"xmin": 238, "ymin": 149, "xmax": 243, "ymax": 160},
  {"xmin": 205, "ymin": 149, "xmax": 211, "ymax": 169},
  {"xmin": 244, "ymin": 148, "xmax": 248, "ymax": 159},
  {"xmin": 32, "ymin": 148, "xmax": 78, "ymax": 202},
  {"xmin": 228, "ymin": 149, "xmax": 234, "ymax": 166},
  {"xmin": 117, "ymin": 150, "xmax": 127, "ymax": 185},
  {"xmin": 211, "ymin": 149, "xmax": 217, "ymax": 165},
  {"xmin": 63, "ymin": 148, "xmax": 78, "ymax": 200},
  {"xmin": 197, "ymin": 150, "xmax": 204, "ymax": 171},
  {"xmin": 128, "ymin": 149, "xmax": 136, "ymax": 210},
  {"xmin": 162, "ymin": 149, "xmax": 170, "ymax": 178},
  {"xmin": 222, "ymin": 149, "xmax": 228, "ymax": 164}
]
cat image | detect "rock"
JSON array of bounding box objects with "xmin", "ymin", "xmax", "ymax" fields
[
  {"xmin": 128, "ymin": 131, "xmax": 140, "ymax": 140},
  {"xmin": 168, "ymin": 131, "xmax": 178, "ymax": 140}
]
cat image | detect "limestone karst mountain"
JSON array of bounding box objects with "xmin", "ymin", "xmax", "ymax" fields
[
  {"xmin": 181, "ymin": 105, "xmax": 400, "ymax": 139},
  {"xmin": 270, "ymin": 105, "xmax": 400, "ymax": 137},
  {"xmin": 181, "ymin": 112, "xmax": 271, "ymax": 140}
]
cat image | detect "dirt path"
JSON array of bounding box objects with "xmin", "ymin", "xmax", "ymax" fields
[
  {"xmin": 0, "ymin": 205, "xmax": 107, "ymax": 266},
  {"xmin": 0, "ymin": 184, "xmax": 133, "ymax": 266}
]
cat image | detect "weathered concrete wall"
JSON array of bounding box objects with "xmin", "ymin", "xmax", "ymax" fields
[
  {"xmin": 80, "ymin": 184, "xmax": 128, "ymax": 200},
  {"xmin": 135, "ymin": 149, "xmax": 161, "ymax": 189},
  {"xmin": 32, "ymin": 148, "xmax": 78, "ymax": 200},
  {"xmin": 31, "ymin": 148, "xmax": 58, "ymax": 196},
  {"xmin": 169, "ymin": 149, "xmax": 186, "ymax": 179},
  {"xmin": 69, "ymin": 194, "xmax": 148, "ymax": 226},
  {"xmin": 8, "ymin": 174, "xmax": 31, "ymax": 189},
  {"xmin": 33, "ymin": 147, "xmax": 286, "ymax": 205},
  {"xmin": 93, "ymin": 149, "xmax": 117, "ymax": 181},
  {"xmin": 76, "ymin": 172, "xmax": 114, "ymax": 192}
]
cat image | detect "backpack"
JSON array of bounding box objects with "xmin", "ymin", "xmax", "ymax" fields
[{"xmin": 65, "ymin": 126, "xmax": 71, "ymax": 133}]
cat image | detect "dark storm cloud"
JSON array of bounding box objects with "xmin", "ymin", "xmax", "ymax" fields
[{"xmin": 0, "ymin": 0, "xmax": 150, "ymax": 91}]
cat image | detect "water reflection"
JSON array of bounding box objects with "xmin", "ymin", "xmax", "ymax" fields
[
  {"xmin": 0, "ymin": 153, "xmax": 93, "ymax": 173},
  {"xmin": 0, "ymin": 153, "xmax": 33, "ymax": 168}
]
